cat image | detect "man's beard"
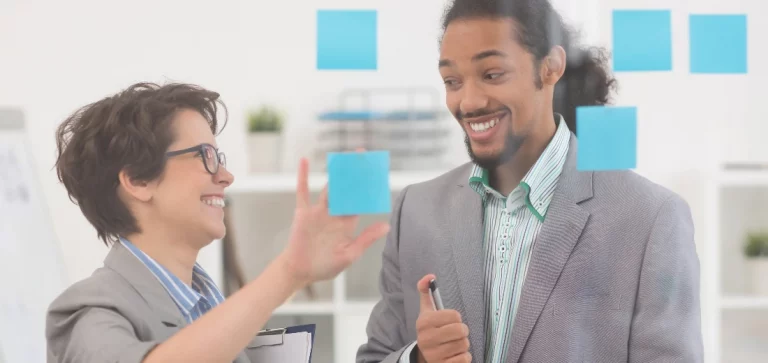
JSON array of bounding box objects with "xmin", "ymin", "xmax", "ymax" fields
[{"xmin": 464, "ymin": 132, "xmax": 526, "ymax": 170}]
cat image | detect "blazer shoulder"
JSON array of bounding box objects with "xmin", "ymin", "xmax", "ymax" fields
[
  {"xmin": 47, "ymin": 267, "xmax": 130, "ymax": 315},
  {"xmin": 591, "ymin": 170, "xmax": 684, "ymax": 209},
  {"xmin": 407, "ymin": 162, "xmax": 473, "ymax": 194}
]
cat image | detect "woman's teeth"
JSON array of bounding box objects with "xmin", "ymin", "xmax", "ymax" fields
[
  {"xmin": 470, "ymin": 118, "xmax": 498, "ymax": 132},
  {"xmin": 202, "ymin": 198, "xmax": 225, "ymax": 208}
]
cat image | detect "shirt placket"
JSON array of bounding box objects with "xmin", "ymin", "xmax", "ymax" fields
[{"xmin": 494, "ymin": 206, "xmax": 514, "ymax": 323}]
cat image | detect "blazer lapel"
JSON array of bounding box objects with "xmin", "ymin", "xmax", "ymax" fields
[
  {"xmin": 506, "ymin": 135, "xmax": 593, "ymax": 363},
  {"xmin": 104, "ymin": 242, "xmax": 188, "ymax": 329},
  {"xmin": 443, "ymin": 166, "xmax": 487, "ymax": 363}
]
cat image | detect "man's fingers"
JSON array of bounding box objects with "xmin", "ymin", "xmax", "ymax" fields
[
  {"xmin": 296, "ymin": 158, "xmax": 310, "ymax": 209},
  {"xmin": 435, "ymin": 337, "xmax": 471, "ymax": 361},
  {"xmin": 418, "ymin": 310, "xmax": 464, "ymax": 331},
  {"xmin": 418, "ymin": 274, "xmax": 437, "ymax": 313},
  {"xmin": 445, "ymin": 352, "xmax": 472, "ymax": 363},
  {"xmin": 419, "ymin": 322, "xmax": 469, "ymax": 344}
]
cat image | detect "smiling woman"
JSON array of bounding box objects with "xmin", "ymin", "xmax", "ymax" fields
[{"xmin": 46, "ymin": 82, "xmax": 390, "ymax": 363}]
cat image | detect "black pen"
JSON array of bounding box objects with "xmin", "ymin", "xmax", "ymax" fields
[{"xmin": 428, "ymin": 278, "xmax": 444, "ymax": 310}]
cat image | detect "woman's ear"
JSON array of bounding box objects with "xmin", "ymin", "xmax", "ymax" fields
[
  {"xmin": 118, "ymin": 168, "xmax": 155, "ymax": 203},
  {"xmin": 541, "ymin": 45, "xmax": 566, "ymax": 86}
]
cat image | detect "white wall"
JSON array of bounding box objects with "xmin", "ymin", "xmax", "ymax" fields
[{"xmin": 1, "ymin": 1, "xmax": 767, "ymax": 360}]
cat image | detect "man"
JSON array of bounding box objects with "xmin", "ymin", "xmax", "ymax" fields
[{"xmin": 356, "ymin": 0, "xmax": 703, "ymax": 362}]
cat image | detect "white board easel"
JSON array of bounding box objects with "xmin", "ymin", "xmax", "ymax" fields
[{"xmin": 0, "ymin": 108, "xmax": 67, "ymax": 363}]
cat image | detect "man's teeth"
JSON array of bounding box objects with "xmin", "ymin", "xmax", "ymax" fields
[
  {"xmin": 470, "ymin": 118, "xmax": 498, "ymax": 132},
  {"xmin": 202, "ymin": 198, "xmax": 225, "ymax": 207}
]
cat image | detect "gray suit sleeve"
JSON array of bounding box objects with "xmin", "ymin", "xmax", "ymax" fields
[
  {"xmin": 356, "ymin": 186, "xmax": 414, "ymax": 363},
  {"xmin": 46, "ymin": 292, "xmax": 159, "ymax": 363},
  {"xmin": 628, "ymin": 195, "xmax": 704, "ymax": 363}
]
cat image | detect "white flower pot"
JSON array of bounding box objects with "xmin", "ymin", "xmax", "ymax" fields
[
  {"xmin": 247, "ymin": 132, "xmax": 282, "ymax": 173},
  {"xmin": 749, "ymin": 258, "xmax": 768, "ymax": 296}
]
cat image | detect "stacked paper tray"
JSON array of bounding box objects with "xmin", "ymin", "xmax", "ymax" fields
[{"xmin": 314, "ymin": 110, "xmax": 452, "ymax": 171}]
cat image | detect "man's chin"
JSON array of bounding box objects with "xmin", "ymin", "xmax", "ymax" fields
[
  {"xmin": 464, "ymin": 133, "xmax": 525, "ymax": 170},
  {"xmin": 469, "ymin": 152, "xmax": 504, "ymax": 170}
]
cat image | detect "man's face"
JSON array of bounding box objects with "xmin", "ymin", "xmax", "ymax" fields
[{"xmin": 439, "ymin": 17, "xmax": 545, "ymax": 170}]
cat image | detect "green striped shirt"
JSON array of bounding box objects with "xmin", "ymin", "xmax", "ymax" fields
[{"xmin": 468, "ymin": 115, "xmax": 570, "ymax": 363}]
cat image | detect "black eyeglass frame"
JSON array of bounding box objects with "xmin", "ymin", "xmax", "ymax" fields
[{"xmin": 165, "ymin": 143, "xmax": 226, "ymax": 175}]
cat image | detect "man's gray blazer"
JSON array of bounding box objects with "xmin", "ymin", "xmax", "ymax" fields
[
  {"xmin": 357, "ymin": 134, "xmax": 703, "ymax": 363},
  {"xmin": 45, "ymin": 242, "xmax": 263, "ymax": 363}
]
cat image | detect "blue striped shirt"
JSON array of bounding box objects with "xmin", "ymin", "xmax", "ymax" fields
[{"xmin": 120, "ymin": 237, "xmax": 225, "ymax": 323}]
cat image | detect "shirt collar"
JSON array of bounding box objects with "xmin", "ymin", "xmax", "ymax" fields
[
  {"xmin": 119, "ymin": 237, "xmax": 224, "ymax": 316},
  {"xmin": 468, "ymin": 113, "xmax": 571, "ymax": 221}
]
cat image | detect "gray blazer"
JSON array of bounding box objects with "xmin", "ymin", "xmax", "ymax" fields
[
  {"xmin": 357, "ymin": 134, "xmax": 703, "ymax": 363},
  {"xmin": 45, "ymin": 242, "xmax": 262, "ymax": 363}
]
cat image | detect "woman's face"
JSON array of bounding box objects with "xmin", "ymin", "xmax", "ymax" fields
[{"xmin": 151, "ymin": 109, "xmax": 234, "ymax": 244}]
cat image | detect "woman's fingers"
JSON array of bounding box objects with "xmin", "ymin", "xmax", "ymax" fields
[
  {"xmin": 319, "ymin": 184, "xmax": 329, "ymax": 208},
  {"xmin": 346, "ymin": 222, "xmax": 390, "ymax": 260},
  {"xmin": 296, "ymin": 158, "xmax": 310, "ymax": 209}
]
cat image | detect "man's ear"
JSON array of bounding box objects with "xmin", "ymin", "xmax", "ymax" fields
[
  {"xmin": 118, "ymin": 168, "xmax": 155, "ymax": 203},
  {"xmin": 540, "ymin": 45, "xmax": 566, "ymax": 86}
]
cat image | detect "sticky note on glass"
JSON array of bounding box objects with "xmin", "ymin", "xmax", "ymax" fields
[
  {"xmin": 576, "ymin": 106, "xmax": 637, "ymax": 171},
  {"xmin": 316, "ymin": 10, "xmax": 377, "ymax": 70},
  {"xmin": 612, "ymin": 10, "xmax": 672, "ymax": 71},
  {"xmin": 690, "ymin": 14, "xmax": 747, "ymax": 74},
  {"xmin": 327, "ymin": 151, "xmax": 391, "ymax": 215}
]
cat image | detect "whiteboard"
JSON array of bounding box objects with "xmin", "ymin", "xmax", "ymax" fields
[{"xmin": 0, "ymin": 108, "xmax": 67, "ymax": 363}]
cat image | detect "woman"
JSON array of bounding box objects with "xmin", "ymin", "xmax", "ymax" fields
[{"xmin": 45, "ymin": 82, "xmax": 390, "ymax": 363}]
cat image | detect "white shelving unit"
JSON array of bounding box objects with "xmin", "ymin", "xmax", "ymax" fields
[
  {"xmin": 224, "ymin": 170, "xmax": 448, "ymax": 363},
  {"xmin": 709, "ymin": 169, "xmax": 768, "ymax": 362}
]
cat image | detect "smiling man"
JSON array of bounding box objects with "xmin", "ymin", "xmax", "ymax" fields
[{"xmin": 356, "ymin": 0, "xmax": 703, "ymax": 362}]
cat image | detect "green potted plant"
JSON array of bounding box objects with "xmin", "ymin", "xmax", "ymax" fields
[
  {"xmin": 246, "ymin": 106, "xmax": 284, "ymax": 173},
  {"xmin": 745, "ymin": 232, "xmax": 768, "ymax": 295}
]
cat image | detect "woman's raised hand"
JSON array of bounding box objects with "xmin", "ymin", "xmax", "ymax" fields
[{"xmin": 278, "ymin": 157, "xmax": 391, "ymax": 286}]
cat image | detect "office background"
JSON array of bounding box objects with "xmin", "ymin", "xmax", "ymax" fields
[{"xmin": 1, "ymin": 0, "xmax": 766, "ymax": 362}]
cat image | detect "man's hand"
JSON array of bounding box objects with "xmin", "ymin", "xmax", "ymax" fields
[{"xmin": 414, "ymin": 274, "xmax": 471, "ymax": 363}]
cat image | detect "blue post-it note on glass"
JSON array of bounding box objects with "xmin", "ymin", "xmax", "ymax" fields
[
  {"xmin": 327, "ymin": 151, "xmax": 391, "ymax": 216},
  {"xmin": 690, "ymin": 14, "xmax": 747, "ymax": 74},
  {"xmin": 317, "ymin": 10, "xmax": 377, "ymax": 70},
  {"xmin": 576, "ymin": 106, "xmax": 637, "ymax": 171},
  {"xmin": 612, "ymin": 10, "xmax": 672, "ymax": 71}
]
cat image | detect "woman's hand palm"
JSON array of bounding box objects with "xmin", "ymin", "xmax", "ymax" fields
[{"xmin": 282, "ymin": 158, "xmax": 389, "ymax": 284}]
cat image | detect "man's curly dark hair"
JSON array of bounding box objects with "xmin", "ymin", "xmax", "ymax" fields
[{"xmin": 441, "ymin": 0, "xmax": 618, "ymax": 133}]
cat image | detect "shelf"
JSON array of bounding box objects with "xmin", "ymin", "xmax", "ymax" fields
[
  {"xmin": 717, "ymin": 169, "xmax": 768, "ymax": 186},
  {"xmin": 273, "ymin": 302, "xmax": 335, "ymax": 315},
  {"xmin": 342, "ymin": 301, "xmax": 378, "ymax": 313},
  {"xmin": 226, "ymin": 171, "xmax": 445, "ymax": 194},
  {"xmin": 721, "ymin": 296, "xmax": 768, "ymax": 310}
]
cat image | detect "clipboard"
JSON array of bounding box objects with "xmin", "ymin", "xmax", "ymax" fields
[{"xmin": 249, "ymin": 324, "xmax": 316, "ymax": 363}]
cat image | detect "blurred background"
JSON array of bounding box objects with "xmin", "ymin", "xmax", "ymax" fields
[{"xmin": 1, "ymin": 0, "xmax": 767, "ymax": 362}]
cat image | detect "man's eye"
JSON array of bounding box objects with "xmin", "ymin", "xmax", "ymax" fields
[{"xmin": 485, "ymin": 72, "xmax": 504, "ymax": 80}]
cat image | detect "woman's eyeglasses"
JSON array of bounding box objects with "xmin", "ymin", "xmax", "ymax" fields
[{"xmin": 165, "ymin": 143, "xmax": 226, "ymax": 175}]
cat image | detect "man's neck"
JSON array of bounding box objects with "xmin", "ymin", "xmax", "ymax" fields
[
  {"xmin": 124, "ymin": 228, "xmax": 200, "ymax": 286},
  {"xmin": 490, "ymin": 113, "xmax": 558, "ymax": 196}
]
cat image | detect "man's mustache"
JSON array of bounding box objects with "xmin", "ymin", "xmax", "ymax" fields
[{"xmin": 455, "ymin": 107, "xmax": 508, "ymax": 121}]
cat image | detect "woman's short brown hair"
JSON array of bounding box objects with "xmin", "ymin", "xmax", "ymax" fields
[{"xmin": 55, "ymin": 82, "xmax": 227, "ymax": 245}]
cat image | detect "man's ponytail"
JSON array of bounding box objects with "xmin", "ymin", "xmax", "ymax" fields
[{"xmin": 554, "ymin": 47, "xmax": 617, "ymax": 134}]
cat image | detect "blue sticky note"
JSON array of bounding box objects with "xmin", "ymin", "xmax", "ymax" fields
[
  {"xmin": 317, "ymin": 10, "xmax": 377, "ymax": 70},
  {"xmin": 327, "ymin": 151, "xmax": 391, "ymax": 215},
  {"xmin": 576, "ymin": 106, "xmax": 637, "ymax": 171},
  {"xmin": 690, "ymin": 14, "xmax": 747, "ymax": 74},
  {"xmin": 612, "ymin": 10, "xmax": 672, "ymax": 71}
]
